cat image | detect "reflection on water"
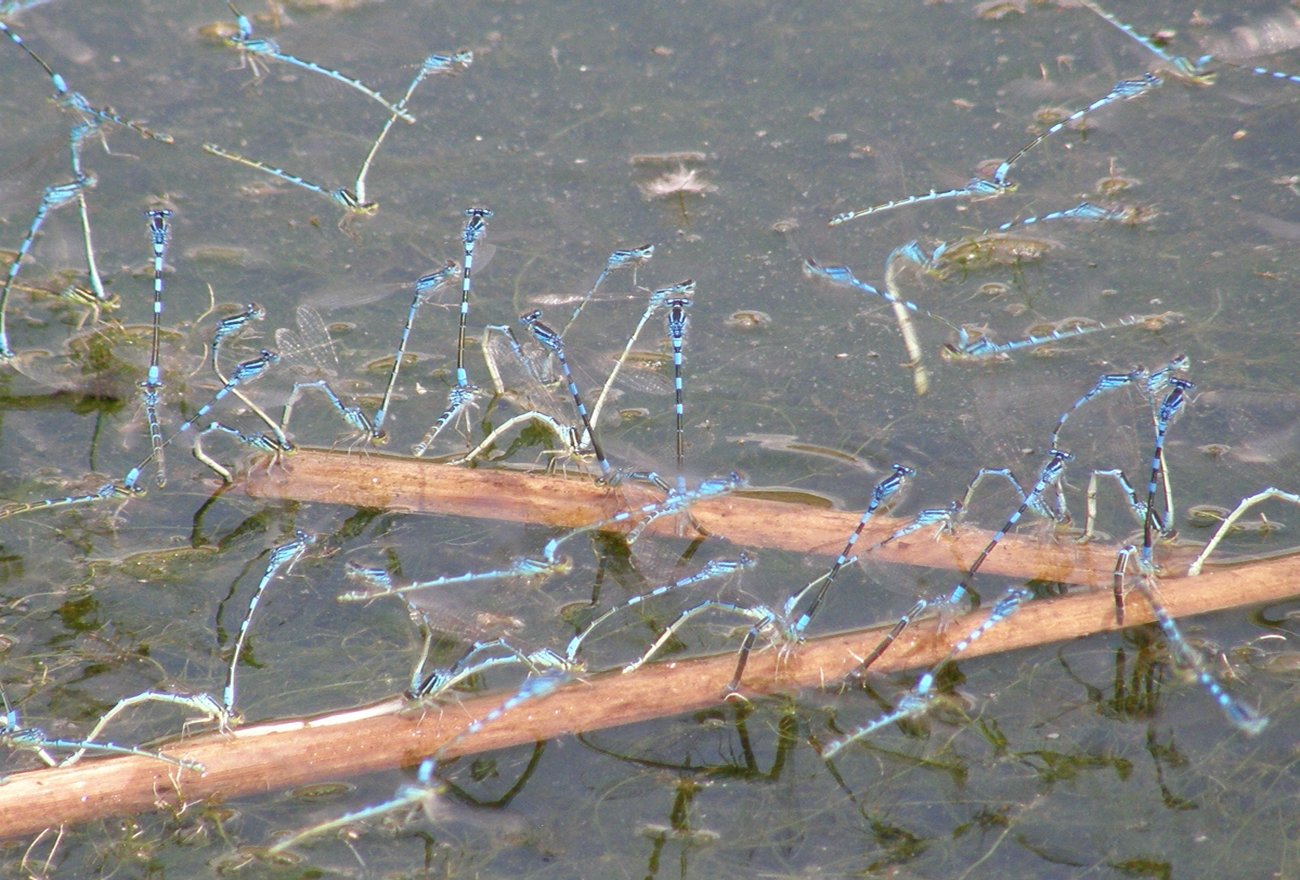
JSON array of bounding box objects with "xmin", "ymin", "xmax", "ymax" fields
[{"xmin": 0, "ymin": 0, "xmax": 1298, "ymax": 876}]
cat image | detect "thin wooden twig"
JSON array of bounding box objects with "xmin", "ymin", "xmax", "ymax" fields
[{"xmin": 242, "ymin": 449, "xmax": 1121, "ymax": 584}]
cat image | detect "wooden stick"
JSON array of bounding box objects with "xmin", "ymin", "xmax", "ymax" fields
[
  {"xmin": 242, "ymin": 449, "xmax": 1121, "ymax": 585},
  {"xmin": 0, "ymin": 549, "xmax": 1293, "ymax": 841}
]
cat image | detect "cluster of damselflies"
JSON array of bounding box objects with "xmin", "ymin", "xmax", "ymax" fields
[
  {"xmin": 0, "ymin": 0, "xmax": 1295, "ymax": 858},
  {"xmin": 206, "ymin": 1, "xmax": 472, "ymax": 224},
  {"xmin": 805, "ymin": 0, "xmax": 1297, "ymax": 753}
]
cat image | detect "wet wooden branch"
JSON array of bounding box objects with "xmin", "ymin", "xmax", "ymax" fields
[
  {"xmin": 1, "ymin": 553, "xmax": 1293, "ymax": 840},
  {"xmin": 240, "ymin": 449, "xmax": 1121, "ymax": 584}
]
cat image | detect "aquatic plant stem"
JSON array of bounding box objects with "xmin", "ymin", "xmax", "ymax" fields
[
  {"xmin": 0, "ymin": 458, "xmax": 1292, "ymax": 838},
  {"xmin": 241, "ymin": 449, "xmax": 1118, "ymax": 584}
]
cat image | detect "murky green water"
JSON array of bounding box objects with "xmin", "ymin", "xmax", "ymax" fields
[{"xmin": 1, "ymin": 0, "xmax": 1298, "ymax": 877}]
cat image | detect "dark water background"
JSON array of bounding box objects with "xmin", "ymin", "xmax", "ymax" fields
[{"xmin": 1, "ymin": 1, "xmax": 1298, "ymax": 876}]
